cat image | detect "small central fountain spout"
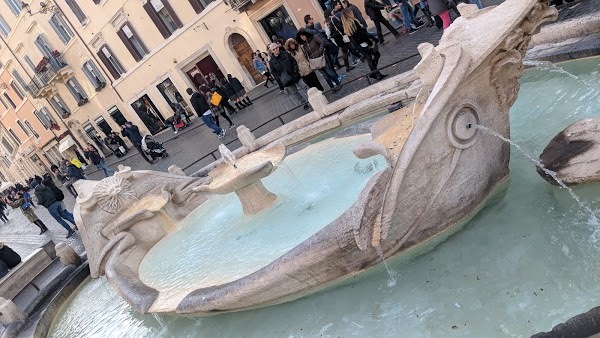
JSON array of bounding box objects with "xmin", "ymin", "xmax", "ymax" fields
[{"xmin": 219, "ymin": 144, "xmax": 238, "ymax": 169}]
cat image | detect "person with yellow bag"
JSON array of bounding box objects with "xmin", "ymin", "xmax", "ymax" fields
[
  {"xmin": 204, "ymin": 86, "xmax": 235, "ymax": 132},
  {"xmin": 70, "ymin": 156, "xmax": 84, "ymax": 170}
]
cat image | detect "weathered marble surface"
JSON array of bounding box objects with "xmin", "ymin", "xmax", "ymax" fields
[{"xmin": 538, "ymin": 118, "xmax": 600, "ymax": 186}]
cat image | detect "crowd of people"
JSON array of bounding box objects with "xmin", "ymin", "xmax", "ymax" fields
[
  {"xmin": 1, "ymin": 174, "xmax": 79, "ymax": 238},
  {"xmin": 249, "ymin": 0, "xmax": 484, "ymax": 113}
]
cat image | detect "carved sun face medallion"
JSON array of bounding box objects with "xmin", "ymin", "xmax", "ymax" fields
[{"xmin": 93, "ymin": 175, "xmax": 138, "ymax": 213}]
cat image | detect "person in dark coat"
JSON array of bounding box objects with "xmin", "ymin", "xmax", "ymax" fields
[
  {"xmin": 0, "ymin": 199, "xmax": 8, "ymax": 224},
  {"xmin": 296, "ymin": 28, "xmax": 341, "ymax": 91},
  {"xmin": 228, "ymin": 74, "xmax": 252, "ymax": 108},
  {"xmin": 268, "ymin": 43, "xmax": 310, "ymax": 110},
  {"xmin": 84, "ymin": 143, "xmax": 114, "ymax": 177},
  {"xmin": 186, "ymin": 88, "xmax": 225, "ymax": 138},
  {"xmin": 34, "ymin": 179, "xmax": 76, "ymax": 238},
  {"xmin": 364, "ymin": 0, "xmax": 399, "ymax": 43},
  {"xmin": 122, "ymin": 122, "xmax": 154, "ymax": 164},
  {"xmin": 326, "ymin": 7, "xmax": 359, "ymax": 73},
  {"xmin": 342, "ymin": 9, "xmax": 387, "ymax": 80},
  {"xmin": 0, "ymin": 243, "xmax": 21, "ymax": 269}
]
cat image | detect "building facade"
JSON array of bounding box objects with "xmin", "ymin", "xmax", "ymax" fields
[{"xmin": 0, "ymin": 0, "xmax": 370, "ymax": 184}]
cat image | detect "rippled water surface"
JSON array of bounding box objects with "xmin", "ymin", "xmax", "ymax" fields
[{"xmin": 50, "ymin": 57, "xmax": 600, "ymax": 337}]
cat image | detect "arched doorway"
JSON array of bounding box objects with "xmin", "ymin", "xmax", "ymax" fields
[{"xmin": 230, "ymin": 33, "xmax": 263, "ymax": 85}]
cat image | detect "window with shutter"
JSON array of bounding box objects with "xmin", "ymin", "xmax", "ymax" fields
[
  {"xmin": 50, "ymin": 95, "xmax": 70, "ymax": 117},
  {"xmin": 82, "ymin": 60, "xmax": 106, "ymax": 88},
  {"xmin": 66, "ymin": 77, "xmax": 87, "ymax": 102},
  {"xmin": 49, "ymin": 14, "xmax": 73, "ymax": 44},
  {"xmin": 144, "ymin": 0, "xmax": 182, "ymax": 39},
  {"xmin": 188, "ymin": 0, "xmax": 214, "ymax": 13},
  {"xmin": 34, "ymin": 108, "xmax": 53, "ymax": 129},
  {"xmin": 0, "ymin": 96, "xmax": 7, "ymax": 109},
  {"xmin": 8, "ymin": 129, "xmax": 20, "ymax": 144},
  {"xmin": 65, "ymin": 0, "xmax": 87, "ymax": 24},
  {"xmin": 3, "ymin": 93, "xmax": 15, "ymax": 109},
  {"xmin": 17, "ymin": 120, "xmax": 30, "ymax": 137},
  {"xmin": 4, "ymin": 0, "xmax": 21, "ymax": 16},
  {"xmin": 97, "ymin": 45, "xmax": 125, "ymax": 80},
  {"xmin": 0, "ymin": 14, "xmax": 10, "ymax": 36},
  {"xmin": 118, "ymin": 23, "xmax": 148, "ymax": 62},
  {"xmin": 10, "ymin": 82, "xmax": 24, "ymax": 100},
  {"xmin": 24, "ymin": 55, "xmax": 36, "ymax": 71},
  {"xmin": 24, "ymin": 120, "xmax": 39, "ymax": 139}
]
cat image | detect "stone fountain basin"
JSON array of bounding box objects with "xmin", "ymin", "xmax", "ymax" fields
[{"xmin": 74, "ymin": 0, "xmax": 556, "ymax": 316}]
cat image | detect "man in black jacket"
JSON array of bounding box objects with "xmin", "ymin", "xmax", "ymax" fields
[
  {"xmin": 364, "ymin": 0, "xmax": 399, "ymax": 43},
  {"xmin": 186, "ymin": 88, "xmax": 225, "ymax": 138},
  {"xmin": 267, "ymin": 43, "xmax": 310, "ymax": 110},
  {"xmin": 34, "ymin": 179, "xmax": 76, "ymax": 238},
  {"xmin": 122, "ymin": 122, "xmax": 154, "ymax": 164}
]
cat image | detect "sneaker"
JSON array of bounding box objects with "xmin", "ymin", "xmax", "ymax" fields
[
  {"xmin": 66, "ymin": 229, "xmax": 75, "ymax": 238},
  {"xmin": 229, "ymin": 124, "xmax": 235, "ymax": 129},
  {"xmin": 332, "ymin": 86, "xmax": 340, "ymax": 93},
  {"xmin": 278, "ymin": 90, "xmax": 284, "ymax": 95},
  {"xmin": 218, "ymin": 129, "xmax": 227, "ymax": 138},
  {"xmin": 303, "ymin": 104, "xmax": 311, "ymax": 110},
  {"xmin": 337, "ymin": 74, "xmax": 346, "ymax": 82},
  {"xmin": 174, "ymin": 130, "xmax": 178, "ymax": 134}
]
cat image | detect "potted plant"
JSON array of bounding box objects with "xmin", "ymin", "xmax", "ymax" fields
[
  {"xmin": 77, "ymin": 97, "xmax": 89, "ymax": 107},
  {"xmin": 51, "ymin": 50, "xmax": 61, "ymax": 58},
  {"xmin": 34, "ymin": 57, "xmax": 49, "ymax": 74}
]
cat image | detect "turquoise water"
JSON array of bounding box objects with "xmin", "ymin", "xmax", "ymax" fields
[
  {"xmin": 49, "ymin": 57, "xmax": 600, "ymax": 337},
  {"xmin": 139, "ymin": 134, "xmax": 386, "ymax": 298}
]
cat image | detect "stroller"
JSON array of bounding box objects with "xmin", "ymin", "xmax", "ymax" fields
[{"xmin": 141, "ymin": 135, "xmax": 169, "ymax": 161}]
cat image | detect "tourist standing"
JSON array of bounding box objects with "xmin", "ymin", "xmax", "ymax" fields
[
  {"xmin": 326, "ymin": 8, "xmax": 358, "ymax": 73},
  {"xmin": 201, "ymin": 86, "xmax": 235, "ymax": 131},
  {"xmin": 122, "ymin": 122, "xmax": 154, "ymax": 164},
  {"xmin": 34, "ymin": 178, "xmax": 76, "ymax": 238},
  {"xmin": 7, "ymin": 191, "xmax": 48, "ymax": 234},
  {"xmin": 186, "ymin": 88, "xmax": 226, "ymax": 139},
  {"xmin": 268, "ymin": 43, "xmax": 311, "ymax": 110},
  {"xmin": 364, "ymin": 0, "xmax": 400, "ymax": 43},
  {"xmin": 253, "ymin": 53, "xmax": 276, "ymax": 88},
  {"xmin": 296, "ymin": 29, "xmax": 341, "ymax": 92},
  {"xmin": 51, "ymin": 164, "xmax": 78, "ymax": 197},
  {"xmin": 342, "ymin": 9, "xmax": 387, "ymax": 80},
  {"xmin": 284, "ymin": 38, "xmax": 325, "ymax": 91},
  {"xmin": 228, "ymin": 74, "xmax": 252, "ymax": 108},
  {"xmin": 84, "ymin": 144, "xmax": 114, "ymax": 177}
]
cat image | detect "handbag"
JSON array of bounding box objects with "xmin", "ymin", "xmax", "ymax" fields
[
  {"xmin": 309, "ymin": 55, "xmax": 326, "ymax": 70},
  {"xmin": 210, "ymin": 92, "xmax": 223, "ymax": 106},
  {"xmin": 279, "ymin": 71, "xmax": 293, "ymax": 86},
  {"xmin": 342, "ymin": 35, "xmax": 350, "ymax": 43}
]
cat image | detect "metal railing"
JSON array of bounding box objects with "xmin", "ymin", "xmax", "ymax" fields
[
  {"xmin": 180, "ymin": 53, "xmax": 421, "ymax": 172},
  {"xmin": 27, "ymin": 56, "xmax": 69, "ymax": 98},
  {"xmin": 227, "ymin": 0, "xmax": 253, "ymax": 10}
]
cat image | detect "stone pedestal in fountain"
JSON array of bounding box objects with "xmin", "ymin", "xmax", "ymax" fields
[{"xmin": 194, "ymin": 144, "xmax": 285, "ymax": 215}]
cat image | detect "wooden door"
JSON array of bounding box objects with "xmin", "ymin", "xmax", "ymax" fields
[{"xmin": 231, "ymin": 34, "xmax": 263, "ymax": 84}]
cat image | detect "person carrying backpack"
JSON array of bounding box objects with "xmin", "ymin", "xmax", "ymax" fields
[{"xmin": 34, "ymin": 178, "xmax": 76, "ymax": 238}]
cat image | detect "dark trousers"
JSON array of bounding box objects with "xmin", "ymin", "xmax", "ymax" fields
[
  {"xmin": 135, "ymin": 145, "xmax": 153, "ymax": 163},
  {"xmin": 358, "ymin": 46, "xmax": 381, "ymax": 73},
  {"xmin": 214, "ymin": 112, "xmax": 234, "ymax": 127},
  {"xmin": 65, "ymin": 184, "xmax": 77, "ymax": 197},
  {"xmin": 221, "ymin": 100, "xmax": 237, "ymax": 114},
  {"xmin": 0, "ymin": 210, "xmax": 7, "ymax": 223},
  {"xmin": 302, "ymin": 72, "xmax": 324, "ymax": 91},
  {"xmin": 373, "ymin": 16, "xmax": 399, "ymax": 43}
]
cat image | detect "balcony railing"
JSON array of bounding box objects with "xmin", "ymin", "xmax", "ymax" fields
[
  {"xmin": 27, "ymin": 56, "xmax": 69, "ymax": 98},
  {"xmin": 228, "ymin": 0, "xmax": 254, "ymax": 11}
]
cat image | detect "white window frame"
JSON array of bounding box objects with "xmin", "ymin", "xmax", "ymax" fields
[
  {"xmin": 24, "ymin": 120, "xmax": 39, "ymax": 138},
  {"xmin": 0, "ymin": 14, "xmax": 10, "ymax": 36},
  {"xmin": 82, "ymin": 60, "xmax": 106, "ymax": 87},
  {"xmin": 4, "ymin": 0, "xmax": 22, "ymax": 16}
]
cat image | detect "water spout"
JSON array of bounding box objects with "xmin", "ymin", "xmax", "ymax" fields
[
  {"xmin": 218, "ymin": 144, "xmax": 237, "ymax": 169},
  {"xmin": 524, "ymin": 60, "xmax": 596, "ymax": 91},
  {"xmin": 474, "ymin": 123, "xmax": 599, "ymax": 224}
]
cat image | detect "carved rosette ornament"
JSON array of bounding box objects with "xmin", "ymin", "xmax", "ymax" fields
[{"xmin": 93, "ymin": 175, "xmax": 138, "ymax": 213}]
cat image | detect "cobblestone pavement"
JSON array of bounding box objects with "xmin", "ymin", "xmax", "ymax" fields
[
  {"xmin": 6, "ymin": 0, "xmax": 596, "ymax": 259},
  {"xmin": 0, "ymin": 193, "xmax": 85, "ymax": 260}
]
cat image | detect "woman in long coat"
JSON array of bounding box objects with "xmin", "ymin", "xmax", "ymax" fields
[{"xmin": 8, "ymin": 194, "xmax": 48, "ymax": 234}]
